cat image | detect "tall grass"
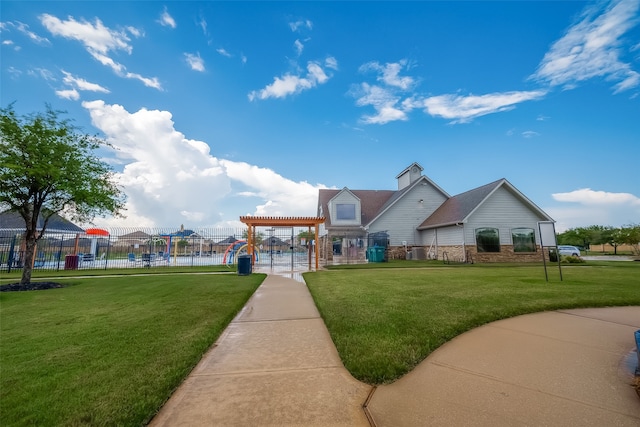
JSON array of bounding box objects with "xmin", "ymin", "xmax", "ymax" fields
[
  {"xmin": 0, "ymin": 273, "xmax": 264, "ymax": 426},
  {"xmin": 305, "ymin": 263, "xmax": 640, "ymax": 384}
]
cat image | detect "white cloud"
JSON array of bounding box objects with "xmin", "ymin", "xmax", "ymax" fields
[
  {"xmin": 125, "ymin": 72, "xmax": 162, "ymax": 89},
  {"xmin": 422, "ymin": 90, "xmax": 547, "ymax": 123},
  {"xmin": 219, "ymin": 160, "xmax": 325, "ymax": 218},
  {"xmin": 217, "ymin": 48, "xmax": 232, "ymax": 58},
  {"xmin": 294, "ymin": 39, "xmax": 304, "ymax": 56},
  {"xmin": 552, "ymin": 188, "xmax": 640, "ymax": 205},
  {"xmin": 522, "ymin": 130, "xmax": 539, "ymax": 138},
  {"xmin": 352, "ymin": 83, "xmax": 409, "ymax": 124},
  {"xmin": 325, "ymin": 56, "xmax": 338, "ymax": 70},
  {"xmin": 39, "ymin": 13, "xmax": 161, "ymax": 89},
  {"xmin": 185, "ymin": 52, "xmax": 205, "ymax": 72},
  {"xmin": 158, "ymin": 7, "xmax": 176, "ymax": 29},
  {"xmin": 549, "ymin": 188, "xmax": 640, "ymax": 230},
  {"xmin": 39, "ymin": 14, "xmax": 132, "ymax": 55},
  {"xmin": 248, "ymin": 60, "xmax": 333, "ymax": 101},
  {"xmin": 1, "ymin": 20, "xmax": 50, "ymax": 44},
  {"xmin": 28, "ymin": 67, "xmax": 55, "ymax": 81},
  {"xmin": 360, "ymin": 59, "xmax": 415, "ymax": 90},
  {"xmin": 352, "ymin": 60, "xmax": 418, "ymax": 124},
  {"xmin": 289, "ymin": 19, "xmax": 313, "ymax": 32},
  {"xmin": 531, "ymin": 0, "xmax": 640, "ymax": 92},
  {"xmin": 198, "ymin": 16, "xmax": 208, "ymax": 34},
  {"xmin": 55, "ymin": 88, "xmax": 79, "ymax": 100},
  {"xmin": 61, "ymin": 70, "xmax": 109, "ymax": 93},
  {"xmin": 81, "ymin": 101, "xmax": 326, "ymax": 227}
]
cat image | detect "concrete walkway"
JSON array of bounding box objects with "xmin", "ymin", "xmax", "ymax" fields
[
  {"xmin": 149, "ymin": 272, "xmax": 372, "ymax": 426},
  {"xmin": 150, "ymin": 271, "xmax": 640, "ymax": 426},
  {"xmin": 368, "ymin": 306, "xmax": 640, "ymax": 426}
]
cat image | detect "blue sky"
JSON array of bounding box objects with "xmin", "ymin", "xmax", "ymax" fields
[{"xmin": 1, "ymin": 0, "xmax": 639, "ymax": 232}]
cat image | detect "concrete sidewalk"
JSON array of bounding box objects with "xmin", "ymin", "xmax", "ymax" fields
[
  {"xmin": 150, "ymin": 271, "xmax": 640, "ymax": 426},
  {"xmin": 149, "ymin": 273, "xmax": 372, "ymax": 426},
  {"xmin": 368, "ymin": 306, "xmax": 640, "ymax": 426}
]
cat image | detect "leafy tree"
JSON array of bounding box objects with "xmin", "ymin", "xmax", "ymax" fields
[
  {"xmin": 618, "ymin": 224, "xmax": 640, "ymax": 256},
  {"xmin": 557, "ymin": 225, "xmax": 612, "ymax": 250},
  {"xmin": 242, "ymin": 229, "xmax": 264, "ymax": 245},
  {"xmin": 176, "ymin": 238, "xmax": 189, "ymax": 254},
  {"xmin": 298, "ymin": 230, "xmax": 315, "ymax": 245},
  {"xmin": 0, "ymin": 104, "xmax": 125, "ymax": 285}
]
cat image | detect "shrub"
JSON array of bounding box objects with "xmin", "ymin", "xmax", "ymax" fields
[{"xmin": 561, "ymin": 255, "xmax": 585, "ymax": 264}]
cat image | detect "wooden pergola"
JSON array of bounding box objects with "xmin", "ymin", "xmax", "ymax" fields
[{"xmin": 239, "ymin": 216, "xmax": 325, "ymax": 270}]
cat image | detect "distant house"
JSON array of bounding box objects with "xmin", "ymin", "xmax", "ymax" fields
[
  {"xmin": 317, "ymin": 162, "xmax": 554, "ymax": 263},
  {"xmin": 0, "ymin": 209, "xmax": 86, "ymax": 268},
  {"xmin": 0, "ymin": 209, "xmax": 85, "ymax": 235}
]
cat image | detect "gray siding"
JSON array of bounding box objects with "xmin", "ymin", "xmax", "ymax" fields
[
  {"xmin": 464, "ymin": 186, "xmax": 547, "ymax": 245},
  {"xmin": 434, "ymin": 226, "xmax": 464, "ymax": 246},
  {"xmin": 369, "ymin": 183, "xmax": 447, "ymax": 246},
  {"xmin": 329, "ymin": 190, "xmax": 361, "ymax": 227}
]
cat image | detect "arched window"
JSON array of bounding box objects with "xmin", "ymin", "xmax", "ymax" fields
[
  {"xmin": 512, "ymin": 228, "xmax": 536, "ymax": 253},
  {"xmin": 476, "ymin": 228, "xmax": 500, "ymax": 252}
]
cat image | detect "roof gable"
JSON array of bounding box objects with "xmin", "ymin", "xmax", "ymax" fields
[
  {"xmin": 366, "ymin": 175, "xmax": 450, "ymax": 226},
  {"xmin": 318, "ymin": 188, "xmax": 395, "ymax": 227},
  {"xmin": 418, "ymin": 179, "xmax": 553, "ymax": 229}
]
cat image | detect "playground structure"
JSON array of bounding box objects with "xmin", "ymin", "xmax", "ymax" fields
[{"xmin": 222, "ymin": 240, "xmax": 259, "ymax": 265}]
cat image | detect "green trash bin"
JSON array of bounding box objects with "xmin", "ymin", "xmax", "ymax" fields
[
  {"xmin": 367, "ymin": 246, "xmax": 385, "ymax": 263},
  {"xmin": 237, "ymin": 254, "xmax": 252, "ymax": 275}
]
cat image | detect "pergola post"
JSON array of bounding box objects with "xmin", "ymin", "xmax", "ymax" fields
[{"xmin": 239, "ymin": 216, "xmax": 325, "ymax": 271}]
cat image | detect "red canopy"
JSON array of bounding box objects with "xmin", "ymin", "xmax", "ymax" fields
[{"xmin": 85, "ymin": 228, "xmax": 109, "ymax": 236}]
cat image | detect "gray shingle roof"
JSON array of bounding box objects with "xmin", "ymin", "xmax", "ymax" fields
[
  {"xmin": 0, "ymin": 209, "xmax": 85, "ymax": 233},
  {"xmin": 417, "ymin": 179, "xmax": 504, "ymax": 229},
  {"xmin": 318, "ymin": 188, "xmax": 396, "ymax": 227}
]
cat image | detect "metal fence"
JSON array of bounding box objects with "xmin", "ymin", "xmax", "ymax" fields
[{"xmin": 1, "ymin": 226, "xmax": 316, "ymax": 272}]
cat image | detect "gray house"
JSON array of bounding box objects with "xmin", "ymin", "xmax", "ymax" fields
[{"xmin": 317, "ymin": 162, "xmax": 554, "ymax": 263}]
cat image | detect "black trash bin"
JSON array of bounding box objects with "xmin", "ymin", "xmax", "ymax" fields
[{"xmin": 237, "ymin": 254, "xmax": 252, "ymax": 276}]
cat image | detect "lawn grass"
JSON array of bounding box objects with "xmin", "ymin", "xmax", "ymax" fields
[
  {"xmin": 0, "ymin": 265, "xmax": 236, "ymax": 283},
  {"xmin": 0, "ymin": 273, "xmax": 264, "ymax": 426},
  {"xmin": 304, "ymin": 262, "xmax": 640, "ymax": 385}
]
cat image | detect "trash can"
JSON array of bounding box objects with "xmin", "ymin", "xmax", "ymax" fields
[
  {"xmin": 549, "ymin": 248, "xmax": 558, "ymax": 262},
  {"xmin": 237, "ymin": 254, "xmax": 252, "ymax": 276},
  {"xmin": 64, "ymin": 254, "xmax": 79, "ymax": 270},
  {"xmin": 367, "ymin": 246, "xmax": 385, "ymax": 263}
]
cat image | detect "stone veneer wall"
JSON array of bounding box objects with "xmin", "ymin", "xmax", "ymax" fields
[
  {"xmin": 466, "ymin": 245, "xmax": 542, "ymax": 263},
  {"xmin": 319, "ymin": 235, "xmax": 333, "ymax": 262},
  {"xmin": 388, "ymin": 245, "xmax": 543, "ymax": 263}
]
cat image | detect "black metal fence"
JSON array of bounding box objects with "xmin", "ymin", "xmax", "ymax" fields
[{"xmin": 1, "ymin": 226, "xmax": 316, "ymax": 272}]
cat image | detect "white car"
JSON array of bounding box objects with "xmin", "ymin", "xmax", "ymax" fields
[{"xmin": 558, "ymin": 245, "xmax": 581, "ymax": 257}]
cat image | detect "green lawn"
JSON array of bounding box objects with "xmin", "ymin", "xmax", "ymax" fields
[
  {"xmin": 0, "ymin": 265, "xmax": 236, "ymax": 282},
  {"xmin": 304, "ymin": 262, "xmax": 640, "ymax": 385},
  {"xmin": 0, "ymin": 273, "xmax": 264, "ymax": 426},
  {"xmin": 2, "ymin": 262, "xmax": 638, "ymax": 424}
]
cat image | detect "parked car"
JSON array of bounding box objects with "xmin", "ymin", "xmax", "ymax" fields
[{"xmin": 558, "ymin": 245, "xmax": 581, "ymax": 257}]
